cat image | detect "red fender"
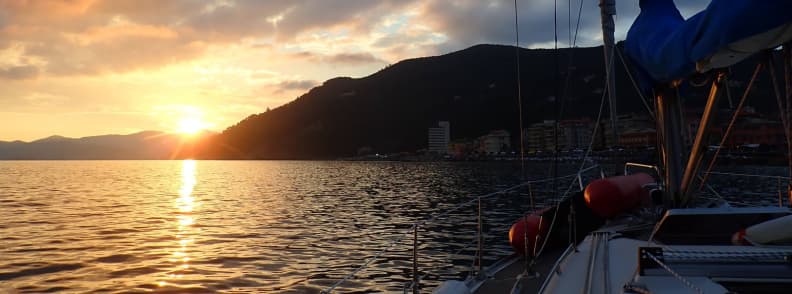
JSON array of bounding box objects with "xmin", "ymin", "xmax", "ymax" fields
[
  {"xmin": 509, "ymin": 210, "xmax": 549, "ymax": 256},
  {"xmin": 584, "ymin": 173, "xmax": 653, "ymax": 218}
]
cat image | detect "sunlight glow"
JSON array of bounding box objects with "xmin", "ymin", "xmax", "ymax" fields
[
  {"xmin": 176, "ymin": 117, "xmax": 207, "ymax": 135},
  {"xmin": 163, "ymin": 159, "xmax": 199, "ymax": 286}
]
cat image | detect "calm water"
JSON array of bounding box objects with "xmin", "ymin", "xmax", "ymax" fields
[
  {"xmin": 0, "ymin": 160, "xmax": 574, "ymax": 293},
  {"xmin": 0, "ymin": 160, "xmax": 786, "ymax": 293}
]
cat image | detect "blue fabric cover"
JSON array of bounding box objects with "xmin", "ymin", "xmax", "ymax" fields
[{"xmin": 625, "ymin": 0, "xmax": 792, "ymax": 85}]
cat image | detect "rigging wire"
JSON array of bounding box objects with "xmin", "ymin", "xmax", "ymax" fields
[
  {"xmin": 513, "ymin": 0, "xmax": 534, "ymax": 267},
  {"xmin": 534, "ymin": 62, "xmax": 610, "ymax": 261},
  {"xmin": 768, "ymin": 52, "xmax": 792, "ymax": 179},
  {"xmin": 615, "ymin": 46, "xmax": 656, "ymax": 120},
  {"xmin": 552, "ymin": 0, "xmax": 559, "ymax": 211},
  {"xmin": 514, "ymin": 0, "xmax": 525, "ymax": 180},
  {"xmin": 532, "ymin": 0, "xmax": 606, "ymax": 263},
  {"xmin": 698, "ymin": 62, "xmax": 763, "ymax": 192},
  {"xmin": 784, "ymin": 44, "xmax": 792, "ymax": 182},
  {"xmin": 556, "ymin": 0, "xmax": 586, "ymax": 122},
  {"xmin": 568, "ymin": 0, "xmax": 572, "ymax": 46}
]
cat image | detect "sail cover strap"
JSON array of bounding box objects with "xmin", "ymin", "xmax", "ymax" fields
[{"xmin": 625, "ymin": 0, "xmax": 792, "ymax": 87}]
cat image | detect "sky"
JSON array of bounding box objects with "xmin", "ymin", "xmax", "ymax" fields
[{"xmin": 0, "ymin": 0, "xmax": 706, "ymax": 141}]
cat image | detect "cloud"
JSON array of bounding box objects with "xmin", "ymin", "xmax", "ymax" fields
[
  {"xmin": 0, "ymin": 0, "xmax": 714, "ymax": 141},
  {"xmin": 0, "ymin": 0, "xmax": 421, "ymax": 77},
  {"xmin": 0, "ymin": 0, "xmax": 710, "ymax": 78},
  {"xmin": 0, "ymin": 9, "xmax": 6, "ymax": 29},
  {"xmin": 0, "ymin": 65, "xmax": 39, "ymax": 79},
  {"xmin": 326, "ymin": 52, "xmax": 384, "ymax": 65},
  {"xmin": 416, "ymin": 0, "xmax": 707, "ymax": 51},
  {"xmin": 291, "ymin": 51, "xmax": 385, "ymax": 65},
  {"xmin": 276, "ymin": 79, "xmax": 318, "ymax": 92}
]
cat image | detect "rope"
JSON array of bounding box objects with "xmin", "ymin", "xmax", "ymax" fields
[
  {"xmin": 665, "ymin": 249, "xmax": 792, "ymax": 262},
  {"xmin": 644, "ymin": 252, "xmax": 704, "ymax": 294},
  {"xmin": 623, "ymin": 284, "xmax": 653, "ymax": 294}
]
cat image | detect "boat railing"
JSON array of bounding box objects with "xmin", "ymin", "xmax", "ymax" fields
[
  {"xmin": 623, "ymin": 162, "xmax": 791, "ymax": 208},
  {"xmin": 699, "ymin": 171, "xmax": 791, "ymax": 207},
  {"xmin": 624, "ymin": 162, "xmax": 661, "ymax": 178},
  {"xmin": 320, "ymin": 164, "xmax": 602, "ymax": 294}
]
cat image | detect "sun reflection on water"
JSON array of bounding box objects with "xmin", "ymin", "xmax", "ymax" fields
[{"xmin": 161, "ymin": 159, "xmax": 198, "ymax": 287}]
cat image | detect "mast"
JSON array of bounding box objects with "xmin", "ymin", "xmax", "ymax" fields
[
  {"xmin": 599, "ymin": 0, "xmax": 619, "ymax": 147},
  {"xmin": 680, "ymin": 73, "xmax": 725, "ymax": 205},
  {"xmin": 655, "ymin": 87, "xmax": 686, "ymax": 207}
]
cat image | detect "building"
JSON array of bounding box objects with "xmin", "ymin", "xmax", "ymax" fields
[
  {"xmin": 560, "ymin": 120, "xmax": 593, "ymax": 150},
  {"xmin": 428, "ymin": 121, "xmax": 450, "ymax": 154},
  {"xmin": 714, "ymin": 117, "xmax": 786, "ymax": 148},
  {"xmin": 686, "ymin": 111, "xmax": 785, "ymax": 150},
  {"xmin": 526, "ymin": 120, "xmax": 556, "ymax": 152},
  {"xmin": 527, "ymin": 120, "xmax": 594, "ymax": 152},
  {"xmin": 524, "ymin": 114, "xmax": 656, "ymax": 152},
  {"xmin": 480, "ymin": 130, "xmax": 511, "ymax": 155},
  {"xmin": 448, "ymin": 139, "xmax": 474, "ymax": 158},
  {"xmin": 619, "ymin": 128, "xmax": 657, "ymax": 148}
]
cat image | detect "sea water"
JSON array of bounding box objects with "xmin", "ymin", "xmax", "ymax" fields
[{"xmin": 0, "ymin": 160, "xmax": 785, "ymax": 293}]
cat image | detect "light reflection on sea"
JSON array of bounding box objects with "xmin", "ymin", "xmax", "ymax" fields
[{"xmin": 0, "ymin": 160, "xmax": 785, "ymax": 293}]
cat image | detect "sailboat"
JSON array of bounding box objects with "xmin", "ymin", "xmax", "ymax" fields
[{"xmin": 435, "ymin": 0, "xmax": 792, "ymax": 293}]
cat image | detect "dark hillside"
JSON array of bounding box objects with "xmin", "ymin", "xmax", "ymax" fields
[{"xmin": 200, "ymin": 44, "xmax": 779, "ymax": 159}]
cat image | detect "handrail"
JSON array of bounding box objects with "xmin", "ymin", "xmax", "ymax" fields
[
  {"xmin": 697, "ymin": 173, "xmax": 788, "ymax": 208},
  {"xmin": 624, "ymin": 162, "xmax": 661, "ymax": 177},
  {"xmin": 703, "ymin": 171, "xmax": 790, "ymax": 180},
  {"xmin": 321, "ymin": 225, "xmax": 415, "ymax": 294},
  {"xmin": 320, "ymin": 165, "xmax": 600, "ymax": 293}
]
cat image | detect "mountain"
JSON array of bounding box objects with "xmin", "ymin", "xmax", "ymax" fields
[
  {"xmin": 0, "ymin": 131, "xmax": 213, "ymax": 160},
  {"xmin": 199, "ymin": 43, "xmax": 777, "ymax": 159},
  {"xmin": 4, "ymin": 44, "xmax": 776, "ymax": 160}
]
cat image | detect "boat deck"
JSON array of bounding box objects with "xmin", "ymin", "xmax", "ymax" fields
[{"xmin": 473, "ymin": 248, "xmax": 565, "ymax": 294}]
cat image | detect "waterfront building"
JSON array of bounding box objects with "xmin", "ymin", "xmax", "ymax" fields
[
  {"xmin": 560, "ymin": 120, "xmax": 592, "ymax": 150},
  {"xmin": 428, "ymin": 121, "xmax": 450, "ymax": 154},
  {"xmin": 527, "ymin": 120, "xmax": 556, "ymax": 152},
  {"xmin": 480, "ymin": 130, "xmax": 511, "ymax": 155},
  {"xmin": 619, "ymin": 128, "xmax": 657, "ymax": 148}
]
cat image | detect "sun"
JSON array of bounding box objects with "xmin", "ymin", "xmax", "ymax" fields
[{"xmin": 176, "ymin": 117, "xmax": 206, "ymax": 135}]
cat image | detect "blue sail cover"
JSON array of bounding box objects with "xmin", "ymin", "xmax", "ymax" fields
[{"xmin": 625, "ymin": 0, "xmax": 792, "ymax": 86}]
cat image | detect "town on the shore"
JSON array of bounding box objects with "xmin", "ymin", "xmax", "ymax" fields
[{"xmin": 354, "ymin": 107, "xmax": 788, "ymax": 164}]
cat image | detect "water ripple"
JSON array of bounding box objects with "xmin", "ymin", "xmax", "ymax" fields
[
  {"xmin": 0, "ymin": 263, "xmax": 84, "ymax": 281},
  {"xmin": 0, "ymin": 160, "xmax": 780, "ymax": 292}
]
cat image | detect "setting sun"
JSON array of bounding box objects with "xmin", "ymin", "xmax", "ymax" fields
[{"xmin": 176, "ymin": 118, "xmax": 207, "ymax": 135}]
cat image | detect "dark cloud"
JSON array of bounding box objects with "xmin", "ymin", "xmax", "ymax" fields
[
  {"xmin": 425, "ymin": 0, "xmax": 706, "ymax": 51},
  {"xmin": 0, "ymin": 65, "xmax": 40, "ymax": 80},
  {"xmin": 0, "ymin": 9, "xmax": 7, "ymax": 29},
  {"xmin": 291, "ymin": 51, "xmax": 387, "ymax": 65},
  {"xmin": 326, "ymin": 53, "xmax": 384, "ymax": 65},
  {"xmin": 26, "ymin": 35, "xmax": 206, "ymax": 76},
  {"xmin": 0, "ymin": 0, "xmax": 411, "ymax": 76},
  {"xmin": 276, "ymin": 79, "xmax": 318, "ymax": 92},
  {"xmin": 292, "ymin": 51, "xmax": 385, "ymax": 65},
  {"xmin": 0, "ymin": 0, "xmax": 707, "ymax": 78}
]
